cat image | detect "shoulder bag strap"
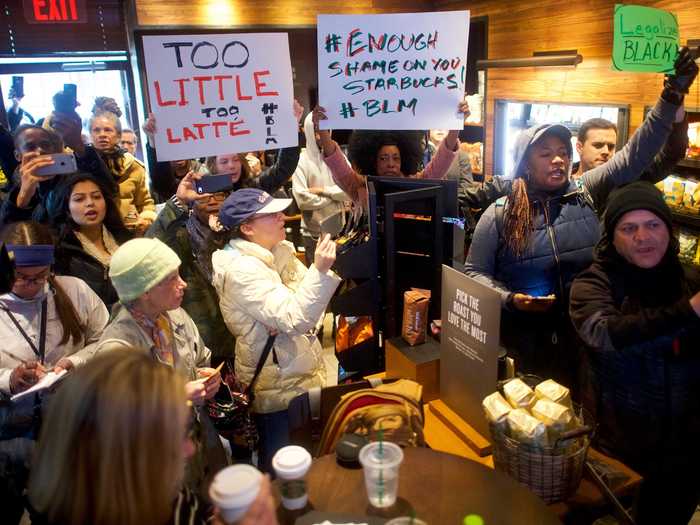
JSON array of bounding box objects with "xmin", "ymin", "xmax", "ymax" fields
[
  {"xmin": 244, "ymin": 333, "xmax": 277, "ymax": 400},
  {"xmin": 1, "ymin": 297, "xmax": 48, "ymax": 363}
]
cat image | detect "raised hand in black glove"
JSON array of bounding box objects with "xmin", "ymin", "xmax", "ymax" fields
[{"xmin": 662, "ymin": 46, "xmax": 699, "ymax": 104}]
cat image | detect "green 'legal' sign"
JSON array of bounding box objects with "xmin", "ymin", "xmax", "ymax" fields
[{"xmin": 612, "ymin": 4, "xmax": 679, "ymax": 73}]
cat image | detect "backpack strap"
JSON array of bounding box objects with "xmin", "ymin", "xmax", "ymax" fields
[
  {"xmin": 307, "ymin": 386, "xmax": 323, "ymax": 444},
  {"xmin": 571, "ymin": 177, "xmax": 597, "ymax": 213},
  {"xmin": 367, "ymin": 377, "xmax": 384, "ymax": 388},
  {"xmin": 494, "ymin": 196, "xmax": 507, "ymax": 237}
]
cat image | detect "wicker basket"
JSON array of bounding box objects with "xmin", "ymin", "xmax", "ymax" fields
[{"xmin": 489, "ymin": 405, "xmax": 592, "ymax": 504}]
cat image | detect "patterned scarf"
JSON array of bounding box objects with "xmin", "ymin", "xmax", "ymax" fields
[
  {"xmin": 74, "ymin": 225, "xmax": 120, "ymax": 268},
  {"xmin": 127, "ymin": 306, "xmax": 175, "ymax": 366},
  {"xmin": 98, "ymin": 145, "xmax": 127, "ymax": 179}
]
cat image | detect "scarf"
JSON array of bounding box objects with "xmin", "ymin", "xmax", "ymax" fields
[
  {"xmin": 127, "ymin": 306, "xmax": 175, "ymax": 366},
  {"xmin": 98, "ymin": 145, "xmax": 127, "ymax": 179},
  {"xmin": 74, "ymin": 226, "xmax": 120, "ymax": 268}
]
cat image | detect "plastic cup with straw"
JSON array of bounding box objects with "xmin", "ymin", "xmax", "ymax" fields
[{"xmin": 359, "ymin": 427, "xmax": 403, "ymax": 508}]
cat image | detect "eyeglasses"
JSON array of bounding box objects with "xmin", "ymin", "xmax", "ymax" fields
[{"xmin": 14, "ymin": 271, "xmax": 51, "ymax": 285}]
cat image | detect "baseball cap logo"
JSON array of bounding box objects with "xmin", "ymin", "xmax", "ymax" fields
[{"xmin": 258, "ymin": 192, "xmax": 270, "ymax": 203}]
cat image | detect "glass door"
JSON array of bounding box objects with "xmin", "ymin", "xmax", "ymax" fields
[{"xmin": 0, "ymin": 53, "xmax": 141, "ymax": 159}]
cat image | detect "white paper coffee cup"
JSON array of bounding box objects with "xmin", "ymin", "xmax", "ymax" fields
[
  {"xmin": 272, "ymin": 445, "xmax": 312, "ymax": 510},
  {"xmin": 209, "ymin": 464, "xmax": 263, "ymax": 524}
]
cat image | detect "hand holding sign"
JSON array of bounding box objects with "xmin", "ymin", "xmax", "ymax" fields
[
  {"xmin": 443, "ymin": 96, "xmax": 471, "ymax": 151},
  {"xmin": 142, "ymin": 113, "xmax": 157, "ymax": 145},
  {"xmin": 312, "ymin": 105, "xmax": 336, "ymax": 157},
  {"xmin": 293, "ymin": 99, "xmax": 304, "ymax": 125},
  {"xmin": 663, "ymin": 46, "xmax": 699, "ymax": 102}
]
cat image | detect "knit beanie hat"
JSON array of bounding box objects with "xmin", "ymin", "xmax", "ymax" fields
[
  {"xmin": 109, "ymin": 238, "xmax": 181, "ymax": 302},
  {"xmin": 603, "ymin": 181, "xmax": 673, "ymax": 237}
]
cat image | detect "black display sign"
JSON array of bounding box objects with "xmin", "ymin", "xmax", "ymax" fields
[{"xmin": 440, "ymin": 265, "xmax": 500, "ymax": 437}]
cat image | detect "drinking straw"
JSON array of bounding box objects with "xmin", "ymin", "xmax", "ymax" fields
[{"xmin": 378, "ymin": 424, "xmax": 384, "ymax": 505}]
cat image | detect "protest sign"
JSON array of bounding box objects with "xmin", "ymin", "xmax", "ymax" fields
[
  {"xmin": 317, "ymin": 11, "xmax": 470, "ymax": 130},
  {"xmin": 612, "ymin": 4, "xmax": 679, "ymax": 73},
  {"xmin": 142, "ymin": 33, "xmax": 297, "ymax": 161}
]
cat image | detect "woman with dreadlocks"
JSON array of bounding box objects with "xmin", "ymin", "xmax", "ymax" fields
[
  {"xmin": 312, "ymin": 100, "xmax": 469, "ymax": 208},
  {"xmin": 464, "ymin": 48, "xmax": 697, "ymax": 396}
]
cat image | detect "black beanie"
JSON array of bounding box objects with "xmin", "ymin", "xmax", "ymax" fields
[{"xmin": 603, "ymin": 182, "xmax": 673, "ymax": 237}]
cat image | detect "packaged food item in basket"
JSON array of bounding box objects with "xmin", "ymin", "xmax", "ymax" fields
[
  {"xmin": 503, "ymin": 378, "xmax": 535, "ymax": 409},
  {"xmin": 534, "ymin": 379, "xmax": 573, "ymax": 409},
  {"xmin": 661, "ymin": 176, "xmax": 686, "ymax": 208},
  {"xmin": 678, "ymin": 231, "xmax": 699, "ymax": 264},
  {"xmin": 682, "ymin": 179, "xmax": 700, "ymax": 214},
  {"xmin": 401, "ymin": 288, "xmax": 431, "ymax": 346},
  {"xmin": 531, "ymin": 399, "xmax": 575, "ymax": 442},
  {"xmin": 506, "ymin": 408, "xmax": 548, "ymax": 448},
  {"xmin": 482, "ymin": 392, "xmax": 512, "ymax": 428}
]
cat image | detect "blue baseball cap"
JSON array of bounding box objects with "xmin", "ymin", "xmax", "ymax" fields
[
  {"xmin": 6, "ymin": 244, "xmax": 54, "ymax": 267},
  {"xmin": 219, "ymin": 188, "xmax": 292, "ymax": 228}
]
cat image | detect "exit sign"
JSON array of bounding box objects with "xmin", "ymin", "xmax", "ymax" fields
[{"xmin": 24, "ymin": 0, "xmax": 87, "ymax": 23}]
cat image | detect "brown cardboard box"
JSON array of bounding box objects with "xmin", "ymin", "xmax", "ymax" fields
[{"xmin": 385, "ymin": 336, "xmax": 440, "ymax": 402}]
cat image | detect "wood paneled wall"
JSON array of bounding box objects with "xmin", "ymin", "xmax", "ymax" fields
[
  {"xmin": 433, "ymin": 0, "xmax": 700, "ymax": 175},
  {"xmin": 133, "ymin": 0, "xmax": 699, "ymax": 175},
  {"xmin": 134, "ymin": 0, "xmax": 434, "ymax": 27}
]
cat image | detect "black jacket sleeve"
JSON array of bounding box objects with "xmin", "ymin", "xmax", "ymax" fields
[
  {"xmin": 639, "ymin": 117, "xmax": 689, "ymax": 185},
  {"xmin": 252, "ymin": 147, "xmax": 301, "ymax": 195},
  {"xmin": 570, "ymin": 268, "xmax": 700, "ymax": 350},
  {"xmin": 461, "ymin": 175, "xmax": 511, "ymax": 211},
  {"xmin": 75, "ymin": 145, "xmax": 118, "ymax": 198},
  {"xmin": 0, "ymin": 183, "xmax": 35, "ymax": 224},
  {"xmin": 0, "ymin": 125, "xmax": 17, "ymax": 181}
]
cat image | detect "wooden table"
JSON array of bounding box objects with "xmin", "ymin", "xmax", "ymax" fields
[{"xmin": 294, "ymin": 447, "xmax": 561, "ymax": 524}]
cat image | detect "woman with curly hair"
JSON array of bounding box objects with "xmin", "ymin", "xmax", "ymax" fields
[
  {"xmin": 89, "ymin": 98, "xmax": 156, "ymax": 233},
  {"xmin": 312, "ymin": 100, "xmax": 469, "ymax": 208}
]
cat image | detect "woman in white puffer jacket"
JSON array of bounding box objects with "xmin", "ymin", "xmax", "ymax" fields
[{"xmin": 211, "ymin": 188, "xmax": 340, "ymax": 472}]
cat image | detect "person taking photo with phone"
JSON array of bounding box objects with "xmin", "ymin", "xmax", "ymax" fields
[
  {"xmin": 0, "ymin": 121, "xmax": 116, "ymax": 226},
  {"xmin": 145, "ymin": 171, "xmax": 234, "ymax": 365},
  {"xmin": 212, "ymin": 188, "xmax": 341, "ymax": 473}
]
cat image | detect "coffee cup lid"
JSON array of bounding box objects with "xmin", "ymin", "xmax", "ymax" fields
[
  {"xmin": 209, "ymin": 464, "xmax": 262, "ymax": 508},
  {"xmin": 272, "ymin": 445, "xmax": 312, "ymax": 479},
  {"xmin": 359, "ymin": 441, "xmax": 404, "ymax": 469}
]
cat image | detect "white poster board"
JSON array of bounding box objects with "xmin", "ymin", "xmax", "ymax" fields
[
  {"xmin": 317, "ymin": 11, "xmax": 470, "ymax": 130},
  {"xmin": 142, "ymin": 33, "xmax": 298, "ymax": 161}
]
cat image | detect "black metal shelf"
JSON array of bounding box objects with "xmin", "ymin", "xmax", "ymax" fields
[
  {"xmin": 682, "ymin": 261, "xmax": 700, "ymax": 284},
  {"xmin": 677, "ymin": 158, "xmax": 700, "ymax": 170},
  {"xmin": 672, "ymin": 210, "xmax": 700, "ymax": 230}
]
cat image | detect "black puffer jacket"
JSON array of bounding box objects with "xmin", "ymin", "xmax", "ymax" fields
[{"xmin": 570, "ymin": 234, "xmax": 700, "ymax": 475}]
